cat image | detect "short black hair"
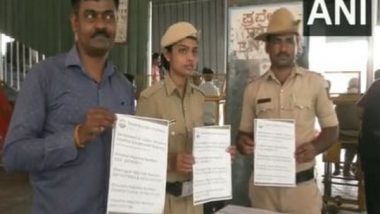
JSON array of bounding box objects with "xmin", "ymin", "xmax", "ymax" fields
[
  {"xmin": 124, "ymin": 73, "xmax": 134, "ymax": 82},
  {"xmin": 152, "ymin": 52, "xmax": 159, "ymax": 61},
  {"xmin": 71, "ymin": 0, "xmax": 120, "ymax": 12},
  {"xmin": 202, "ymin": 67, "xmax": 214, "ymax": 74}
]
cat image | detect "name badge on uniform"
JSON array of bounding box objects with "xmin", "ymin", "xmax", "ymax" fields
[
  {"xmin": 180, "ymin": 181, "xmax": 193, "ymax": 197},
  {"xmin": 257, "ymin": 98, "xmax": 271, "ymax": 104}
]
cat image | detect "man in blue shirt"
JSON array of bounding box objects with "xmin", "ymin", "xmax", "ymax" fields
[{"xmin": 3, "ymin": 0, "xmax": 134, "ymax": 213}]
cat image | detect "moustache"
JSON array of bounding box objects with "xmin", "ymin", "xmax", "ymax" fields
[
  {"xmin": 276, "ymin": 52, "xmax": 290, "ymax": 58},
  {"xmin": 91, "ymin": 31, "xmax": 109, "ymax": 39}
]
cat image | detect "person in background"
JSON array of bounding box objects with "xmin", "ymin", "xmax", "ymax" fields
[
  {"xmin": 124, "ymin": 73, "xmax": 139, "ymax": 103},
  {"xmin": 325, "ymin": 79, "xmax": 331, "ymax": 98},
  {"xmin": 2, "ymin": 0, "xmax": 135, "ymax": 213},
  {"xmin": 0, "ymin": 81, "xmax": 18, "ymax": 107},
  {"xmin": 374, "ymin": 69, "xmax": 380, "ymax": 80},
  {"xmin": 199, "ymin": 67, "xmax": 220, "ymax": 126},
  {"xmin": 0, "ymin": 82, "xmax": 12, "ymax": 152},
  {"xmin": 159, "ymin": 52, "xmax": 168, "ymax": 80},
  {"xmin": 199, "ymin": 67, "xmax": 222, "ymax": 213},
  {"xmin": 237, "ymin": 8, "xmax": 338, "ymax": 214},
  {"xmin": 333, "ymin": 77, "xmax": 360, "ymax": 177},
  {"xmin": 356, "ymin": 77, "xmax": 380, "ymax": 214},
  {"xmin": 347, "ymin": 77, "xmax": 359, "ymax": 94},
  {"xmin": 136, "ymin": 21, "xmax": 235, "ymax": 214},
  {"xmin": 357, "ymin": 71, "xmax": 379, "ymax": 119},
  {"xmin": 151, "ymin": 52, "xmax": 161, "ymax": 84},
  {"xmin": 192, "ymin": 71, "xmax": 202, "ymax": 86},
  {"xmin": 125, "ymin": 72, "xmax": 137, "ymax": 94}
]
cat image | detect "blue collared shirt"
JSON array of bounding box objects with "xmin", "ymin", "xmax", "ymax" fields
[{"xmin": 3, "ymin": 46, "xmax": 134, "ymax": 214}]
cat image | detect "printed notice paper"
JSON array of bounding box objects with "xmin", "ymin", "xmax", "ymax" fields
[
  {"xmin": 193, "ymin": 125, "xmax": 232, "ymax": 205},
  {"xmin": 107, "ymin": 114, "xmax": 169, "ymax": 214},
  {"xmin": 254, "ymin": 119, "xmax": 296, "ymax": 187}
]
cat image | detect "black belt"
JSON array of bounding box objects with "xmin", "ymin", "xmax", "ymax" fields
[
  {"xmin": 167, "ymin": 168, "xmax": 314, "ymax": 195},
  {"xmin": 296, "ymin": 167, "xmax": 314, "ymax": 184},
  {"xmin": 166, "ymin": 181, "xmax": 184, "ymax": 197}
]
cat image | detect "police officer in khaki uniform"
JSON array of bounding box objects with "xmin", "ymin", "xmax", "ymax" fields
[
  {"xmin": 136, "ymin": 22, "xmax": 235, "ymax": 214},
  {"xmin": 237, "ymin": 8, "xmax": 338, "ymax": 214}
]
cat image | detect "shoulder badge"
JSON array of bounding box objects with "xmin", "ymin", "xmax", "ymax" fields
[
  {"xmin": 190, "ymin": 83, "xmax": 206, "ymax": 97},
  {"xmin": 140, "ymin": 81, "xmax": 164, "ymax": 98}
]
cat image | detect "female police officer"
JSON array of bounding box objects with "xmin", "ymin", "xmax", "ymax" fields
[{"xmin": 136, "ymin": 22, "xmax": 234, "ymax": 214}]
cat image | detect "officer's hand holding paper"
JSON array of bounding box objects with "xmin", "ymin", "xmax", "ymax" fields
[
  {"xmin": 254, "ymin": 119, "xmax": 296, "ymax": 187},
  {"xmin": 106, "ymin": 114, "xmax": 169, "ymax": 214},
  {"xmin": 193, "ymin": 125, "xmax": 232, "ymax": 205}
]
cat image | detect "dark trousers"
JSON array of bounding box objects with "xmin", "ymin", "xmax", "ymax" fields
[
  {"xmin": 361, "ymin": 158, "xmax": 380, "ymax": 214},
  {"xmin": 203, "ymin": 201, "xmax": 225, "ymax": 214}
]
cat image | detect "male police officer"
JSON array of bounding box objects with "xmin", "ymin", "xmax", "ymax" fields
[{"xmin": 237, "ymin": 8, "xmax": 338, "ymax": 214}]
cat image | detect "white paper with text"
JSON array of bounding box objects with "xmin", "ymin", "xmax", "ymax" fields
[
  {"xmin": 193, "ymin": 125, "xmax": 232, "ymax": 205},
  {"xmin": 107, "ymin": 114, "xmax": 169, "ymax": 214},
  {"xmin": 254, "ymin": 119, "xmax": 296, "ymax": 187}
]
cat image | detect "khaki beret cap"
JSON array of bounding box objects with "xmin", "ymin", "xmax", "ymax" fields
[{"xmin": 160, "ymin": 22, "xmax": 198, "ymax": 48}]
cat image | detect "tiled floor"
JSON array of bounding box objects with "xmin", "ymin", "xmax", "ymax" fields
[
  {"xmin": 0, "ymin": 155, "xmax": 367, "ymax": 214},
  {"xmin": 0, "ymin": 167, "xmax": 32, "ymax": 214}
]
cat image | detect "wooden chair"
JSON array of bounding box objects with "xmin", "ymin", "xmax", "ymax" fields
[{"xmin": 322, "ymin": 94, "xmax": 365, "ymax": 212}]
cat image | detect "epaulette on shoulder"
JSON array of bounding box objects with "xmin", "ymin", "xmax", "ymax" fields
[
  {"xmin": 190, "ymin": 83, "xmax": 206, "ymax": 96},
  {"xmin": 140, "ymin": 81, "xmax": 164, "ymax": 98},
  {"xmin": 298, "ymin": 67, "xmax": 321, "ymax": 77},
  {"xmin": 308, "ymin": 71, "xmax": 325, "ymax": 80},
  {"xmin": 245, "ymin": 76, "xmax": 262, "ymax": 88},
  {"xmin": 308, "ymin": 70, "xmax": 322, "ymax": 77},
  {"xmin": 316, "ymin": 72, "xmax": 323, "ymax": 78}
]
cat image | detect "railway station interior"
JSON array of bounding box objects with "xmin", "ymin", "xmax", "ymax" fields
[{"xmin": 1, "ymin": 0, "xmax": 380, "ymax": 213}]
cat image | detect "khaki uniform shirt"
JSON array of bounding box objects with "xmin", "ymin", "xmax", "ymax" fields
[
  {"xmin": 240, "ymin": 66, "xmax": 338, "ymax": 172},
  {"xmin": 136, "ymin": 75, "xmax": 205, "ymax": 182}
]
